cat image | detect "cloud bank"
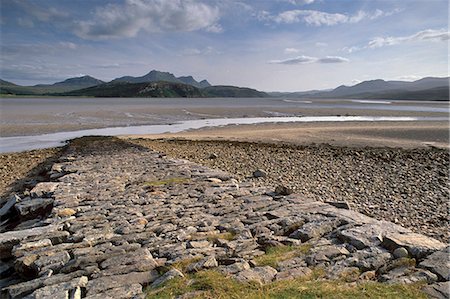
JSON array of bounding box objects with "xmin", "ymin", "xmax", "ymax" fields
[
  {"xmin": 368, "ymin": 29, "xmax": 450, "ymax": 48},
  {"xmin": 270, "ymin": 55, "xmax": 349, "ymax": 64},
  {"xmin": 75, "ymin": 0, "xmax": 221, "ymax": 40},
  {"xmin": 260, "ymin": 8, "xmax": 397, "ymax": 26}
]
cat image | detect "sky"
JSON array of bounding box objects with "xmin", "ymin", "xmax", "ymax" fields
[{"xmin": 1, "ymin": 0, "xmax": 448, "ymax": 91}]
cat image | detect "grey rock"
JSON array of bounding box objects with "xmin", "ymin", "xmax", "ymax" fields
[
  {"xmin": 22, "ymin": 276, "xmax": 87, "ymax": 299},
  {"xmin": 0, "ymin": 194, "xmax": 20, "ymax": 217},
  {"xmin": 275, "ymin": 267, "xmax": 312, "ymax": 281},
  {"xmin": 419, "ymin": 246, "xmax": 450, "ymax": 281},
  {"xmin": 422, "ymin": 282, "xmax": 450, "ymax": 299},
  {"xmin": 219, "ymin": 261, "xmax": 251, "ymax": 275},
  {"xmin": 235, "ymin": 266, "xmax": 277, "ymax": 284},
  {"xmin": 6, "ymin": 273, "xmax": 87, "ymax": 298},
  {"xmin": 15, "ymin": 198, "xmax": 54, "ymax": 218},
  {"xmin": 289, "ymin": 220, "xmax": 337, "ymax": 242},
  {"xmin": 86, "ymin": 270, "xmax": 159, "ymax": 295},
  {"xmin": 151, "ymin": 268, "xmax": 184, "ymax": 288},
  {"xmin": 100, "ymin": 248, "xmax": 156, "ymax": 270},
  {"xmin": 337, "ymin": 223, "xmax": 384, "ymax": 250},
  {"xmin": 382, "ymin": 232, "xmax": 446, "ymax": 259},
  {"xmin": 0, "ymin": 224, "xmax": 60, "ymax": 258},
  {"xmin": 393, "ymin": 247, "xmax": 409, "ymax": 259},
  {"xmin": 349, "ymin": 248, "xmax": 392, "ymax": 272},
  {"xmin": 84, "ymin": 283, "xmax": 143, "ymax": 299},
  {"xmin": 252, "ymin": 169, "xmax": 267, "ymax": 178},
  {"xmin": 381, "ymin": 267, "xmax": 438, "ymax": 284},
  {"xmin": 186, "ymin": 240, "xmax": 210, "ymax": 249},
  {"xmin": 34, "ymin": 250, "xmax": 71, "ymax": 273},
  {"xmin": 275, "ymin": 185, "xmax": 293, "ymax": 196},
  {"xmin": 30, "ymin": 182, "xmax": 59, "ymax": 198},
  {"xmin": 186, "ymin": 256, "xmax": 218, "ymax": 272}
]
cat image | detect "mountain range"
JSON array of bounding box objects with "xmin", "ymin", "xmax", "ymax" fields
[
  {"xmin": 0, "ymin": 71, "xmax": 448, "ymax": 100},
  {"xmin": 270, "ymin": 77, "xmax": 449, "ymax": 101}
]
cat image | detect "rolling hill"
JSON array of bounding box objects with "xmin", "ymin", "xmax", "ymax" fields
[
  {"xmin": 61, "ymin": 81, "xmax": 204, "ymax": 98},
  {"xmin": 0, "ymin": 75, "xmax": 105, "ymax": 95},
  {"xmin": 203, "ymin": 85, "xmax": 268, "ymax": 98}
]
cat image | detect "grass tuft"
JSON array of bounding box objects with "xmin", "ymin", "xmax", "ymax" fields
[
  {"xmin": 146, "ymin": 269, "xmax": 427, "ymax": 299},
  {"xmin": 253, "ymin": 245, "xmax": 312, "ymax": 268}
]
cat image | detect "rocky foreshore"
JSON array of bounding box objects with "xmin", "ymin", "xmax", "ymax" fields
[
  {"xmin": 0, "ymin": 137, "xmax": 448, "ymax": 298},
  {"xmin": 130, "ymin": 138, "xmax": 450, "ymax": 242}
]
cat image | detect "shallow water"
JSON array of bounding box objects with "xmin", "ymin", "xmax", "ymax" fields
[{"xmin": 1, "ymin": 115, "xmax": 447, "ymax": 153}]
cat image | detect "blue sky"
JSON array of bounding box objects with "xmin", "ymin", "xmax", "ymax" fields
[{"xmin": 1, "ymin": 0, "xmax": 448, "ymax": 91}]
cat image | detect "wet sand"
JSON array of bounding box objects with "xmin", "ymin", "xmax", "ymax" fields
[{"xmin": 126, "ymin": 121, "xmax": 450, "ymax": 149}]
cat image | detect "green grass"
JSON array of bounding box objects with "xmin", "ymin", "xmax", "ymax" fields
[
  {"xmin": 143, "ymin": 177, "xmax": 190, "ymax": 187},
  {"xmin": 188, "ymin": 231, "xmax": 236, "ymax": 242},
  {"xmin": 145, "ymin": 270, "xmax": 427, "ymax": 299},
  {"xmin": 253, "ymin": 245, "xmax": 312, "ymax": 268}
]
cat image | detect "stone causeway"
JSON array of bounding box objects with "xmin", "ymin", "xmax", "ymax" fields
[{"xmin": 0, "ymin": 140, "xmax": 448, "ymax": 298}]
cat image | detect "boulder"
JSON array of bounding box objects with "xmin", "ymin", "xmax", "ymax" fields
[
  {"xmin": 382, "ymin": 232, "xmax": 446, "ymax": 259},
  {"xmin": 186, "ymin": 240, "xmax": 210, "ymax": 249},
  {"xmin": 419, "ymin": 246, "xmax": 450, "ymax": 281},
  {"xmin": 235, "ymin": 266, "xmax": 277, "ymax": 284},
  {"xmin": 186, "ymin": 256, "xmax": 218, "ymax": 272},
  {"xmin": 15, "ymin": 198, "xmax": 54, "ymax": 218},
  {"xmin": 275, "ymin": 267, "xmax": 312, "ymax": 281},
  {"xmin": 86, "ymin": 270, "xmax": 159, "ymax": 295},
  {"xmin": 30, "ymin": 183, "xmax": 59, "ymax": 198}
]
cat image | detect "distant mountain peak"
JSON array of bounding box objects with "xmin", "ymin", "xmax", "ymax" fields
[{"xmin": 111, "ymin": 70, "xmax": 211, "ymax": 88}]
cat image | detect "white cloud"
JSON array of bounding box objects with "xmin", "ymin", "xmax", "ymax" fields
[
  {"xmin": 282, "ymin": 0, "xmax": 316, "ymax": 5},
  {"xmin": 75, "ymin": 0, "xmax": 221, "ymax": 40},
  {"xmin": 368, "ymin": 29, "xmax": 450, "ymax": 48},
  {"xmin": 318, "ymin": 56, "xmax": 349, "ymax": 63},
  {"xmin": 263, "ymin": 9, "xmax": 397, "ymax": 26},
  {"xmin": 269, "ymin": 55, "xmax": 349, "ymax": 64},
  {"xmin": 181, "ymin": 46, "xmax": 219, "ymax": 56},
  {"xmin": 315, "ymin": 42, "xmax": 328, "ymax": 47},
  {"xmin": 58, "ymin": 42, "xmax": 77, "ymax": 50},
  {"xmin": 205, "ymin": 23, "xmax": 223, "ymax": 33},
  {"xmin": 14, "ymin": 0, "xmax": 68, "ymax": 22},
  {"xmin": 396, "ymin": 75, "xmax": 421, "ymax": 81},
  {"xmin": 284, "ymin": 47, "xmax": 300, "ymax": 53}
]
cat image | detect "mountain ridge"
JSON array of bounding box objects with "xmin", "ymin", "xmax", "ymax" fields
[
  {"xmin": 111, "ymin": 70, "xmax": 211, "ymax": 89},
  {"xmin": 0, "ymin": 74, "xmax": 448, "ymax": 100}
]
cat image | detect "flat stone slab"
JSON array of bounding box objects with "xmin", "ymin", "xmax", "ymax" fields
[
  {"xmin": 382, "ymin": 232, "xmax": 447, "ymax": 259},
  {"xmin": 0, "ymin": 225, "xmax": 60, "ymax": 258}
]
